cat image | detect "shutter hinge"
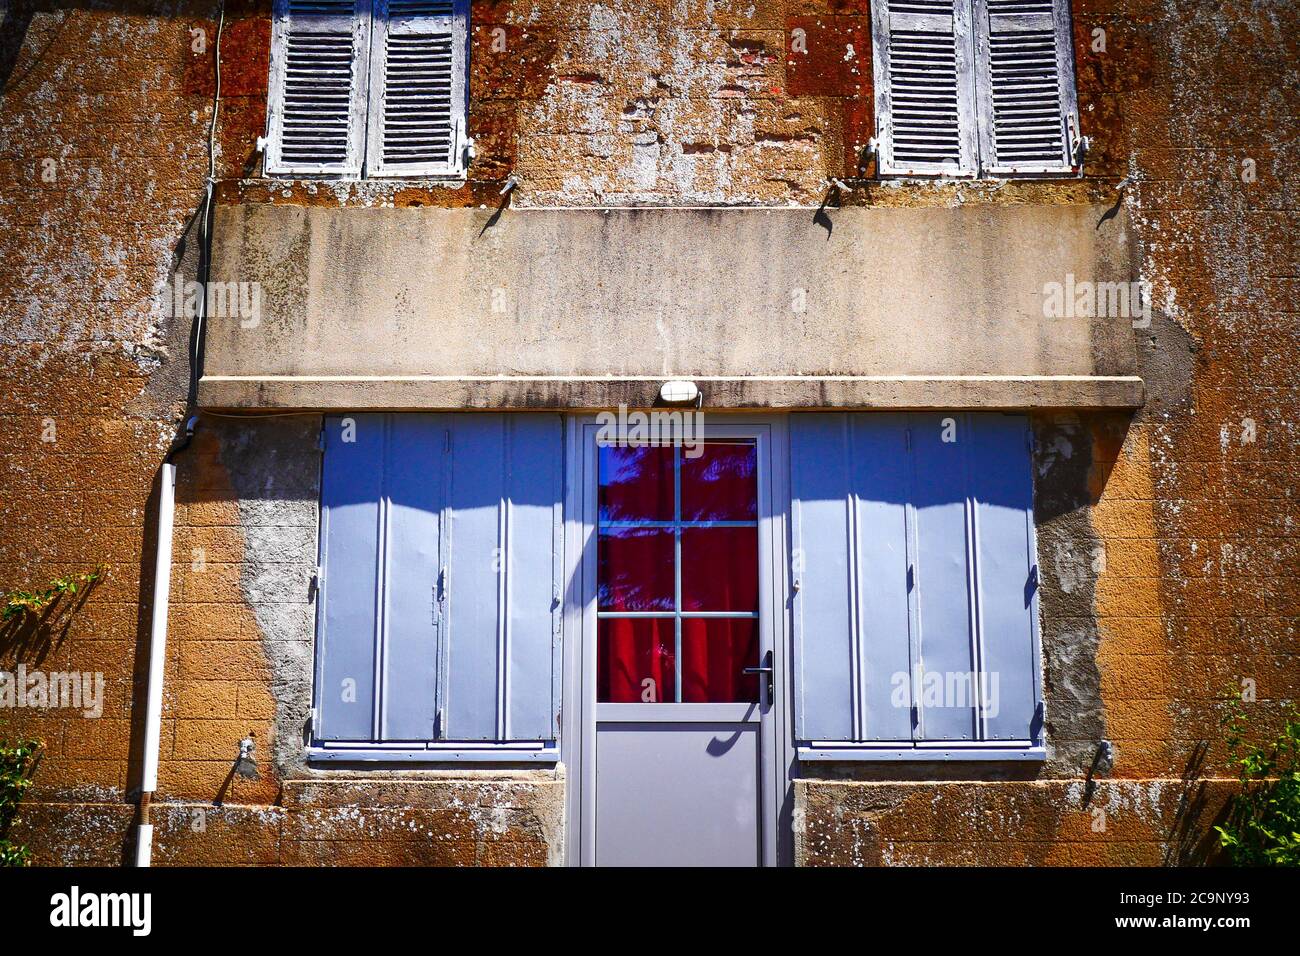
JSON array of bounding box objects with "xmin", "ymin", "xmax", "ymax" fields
[
  {"xmin": 1032, "ymin": 701, "xmax": 1045, "ymax": 743},
  {"xmin": 317, "ymin": 427, "xmax": 326, "ymax": 452},
  {"xmin": 310, "ymin": 565, "xmax": 323, "ymax": 598},
  {"xmin": 456, "ymin": 116, "xmax": 476, "ymax": 168},
  {"xmin": 1025, "ymin": 427, "xmax": 1035, "ymax": 453},
  {"xmin": 904, "ymin": 427, "xmax": 912, "ymax": 451},
  {"xmin": 444, "ymin": 429, "xmax": 452, "ymax": 454},
  {"xmin": 1068, "ymin": 114, "xmax": 1090, "ymax": 166},
  {"xmin": 308, "ymin": 707, "xmax": 320, "ymax": 741}
]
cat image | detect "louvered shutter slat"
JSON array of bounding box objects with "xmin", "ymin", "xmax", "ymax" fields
[
  {"xmin": 267, "ymin": 0, "xmax": 369, "ymax": 176},
  {"xmin": 973, "ymin": 0, "xmax": 1080, "ymax": 174},
  {"xmin": 872, "ymin": 0, "xmax": 978, "ymax": 176},
  {"xmin": 367, "ymin": 0, "xmax": 467, "ymax": 177}
]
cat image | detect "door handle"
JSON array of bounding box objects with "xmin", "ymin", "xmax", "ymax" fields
[{"xmin": 742, "ymin": 650, "xmax": 774, "ymax": 700}]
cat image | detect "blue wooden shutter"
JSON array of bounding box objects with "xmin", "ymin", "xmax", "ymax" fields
[
  {"xmin": 791, "ymin": 412, "xmax": 1039, "ymax": 747},
  {"xmin": 317, "ymin": 413, "xmax": 562, "ymax": 749},
  {"xmin": 444, "ymin": 414, "xmax": 562, "ymax": 742},
  {"xmin": 850, "ymin": 415, "xmax": 915, "ymax": 741},
  {"xmin": 316, "ymin": 414, "xmax": 443, "ymax": 743},
  {"xmin": 790, "ymin": 414, "xmax": 913, "ymax": 741},
  {"xmin": 316, "ymin": 414, "xmax": 385, "ymax": 741},
  {"xmin": 967, "ymin": 414, "xmax": 1040, "ymax": 741},
  {"xmin": 791, "ymin": 415, "xmax": 856, "ymax": 741},
  {"xmin": 503, "ymin": 417, "xmax": 565, "ymax": 741},
  {"xmin": 379, "ymin": 416, "xmax": 444, "ymax": 740},
  {"xmin": 909, "ymin": 413, "xmax": 979, "ymax": 741}
]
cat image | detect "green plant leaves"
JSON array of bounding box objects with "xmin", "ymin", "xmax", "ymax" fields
[
  {"xmin": 0, "ymin": 738, "xmax": 43, "ymax": 867},
  {"xmin": 1217, "ymin": 693, "xmax": 1300, "ymax": 867},
  {"xmin": 1, "ymin": 566, "xmax": 103, "ymax": 622}
]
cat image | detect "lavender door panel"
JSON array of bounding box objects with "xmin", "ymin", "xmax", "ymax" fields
[{"xmin": 595, "ymin": 716, "xmax": 760, "ymax": 867}]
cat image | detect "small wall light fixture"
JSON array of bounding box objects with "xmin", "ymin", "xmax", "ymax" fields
[{"xmin": 659, "ymin": 380, "xmax": 700, "ymax": 405}]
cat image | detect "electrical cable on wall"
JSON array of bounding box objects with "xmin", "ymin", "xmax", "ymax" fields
[{"xmin": 135, "ymin": 0, "xmax": 225, "ymax": 869}]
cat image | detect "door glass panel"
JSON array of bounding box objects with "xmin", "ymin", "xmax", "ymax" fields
[
  {"xmin": 599, "ymin": 445, "xmax": 673, "ymax": 522},
  {"xmin": 681, "ymin": 527, "xmax": 759, "ymax": 612},
  {"xmin": 597, "ymin": 438, "xmax": 761, "ymax": 703},
  {"xmin": 681, "ymin": 441, "xmax": 758, "ymax": 521},
  {"xmin": 598, "ymin": 528, "xmax": 674, "ymax": 611},
  {"xmin": 598, "ymin": 618, "xmax": 675, "ymax": 703},
  {"xmin": 681, "ymin": 618, "xmax": 759, "ymax": 703}
]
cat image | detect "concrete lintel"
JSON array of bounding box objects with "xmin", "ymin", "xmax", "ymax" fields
[{"xmin": 198, "ymin": 374, "xmax": 1144, "ymax": 410}]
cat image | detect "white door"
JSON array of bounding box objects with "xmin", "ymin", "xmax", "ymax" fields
[{"xmin": 566, "ymin": 418, "xmax": 792, "ymax": 866}]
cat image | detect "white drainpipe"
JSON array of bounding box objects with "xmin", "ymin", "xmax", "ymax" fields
[{"xmin": 135, "ymin": 459, "xmax": 179, "ymax": 867}]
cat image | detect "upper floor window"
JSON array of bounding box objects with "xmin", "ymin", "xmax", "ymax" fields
[
  {"xmin": 265, "ymin": 0, "xmax": 469, "ymax": 179},
  {"xmin": 870, "ymin": 0, "xmax": 1082, "ymax": 178}
]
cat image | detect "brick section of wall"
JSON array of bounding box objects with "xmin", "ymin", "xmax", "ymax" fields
[
  {"xmin": 796, "ymin": 778, "xmax": 1232, "ymax": 866},
  {"xmin": 12, "ymin": 778, "xmax": 561, "ymax": 866}
]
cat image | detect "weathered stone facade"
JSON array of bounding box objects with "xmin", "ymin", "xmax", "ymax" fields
[{"xmin": 1, "ymin": 0, "xmax": 1296, "ymax": 865}]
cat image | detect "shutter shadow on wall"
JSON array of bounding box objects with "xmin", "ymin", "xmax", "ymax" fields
[
  {"xmin": 791, "ymin": 413, "xmax": 1041, "ymax": 751},
  {"xmin": 314, "ymin": 414, "xmax": 562, "ymax": 752}
]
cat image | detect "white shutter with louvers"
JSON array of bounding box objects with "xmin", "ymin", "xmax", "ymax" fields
[
  {"xmin": 266, "ymin": 0, "xmax": 371, "ymax": 177},
  {"xmin": 365, "ymin": 0, "xmax": 468, "ymax": 177},
  {"xmin": 871, "ymin": 0, "xmax": 978, "ymax": 176},
  {"xmin": 972, "ymin": 0, "xmax": 1080, "ymax": 174}
]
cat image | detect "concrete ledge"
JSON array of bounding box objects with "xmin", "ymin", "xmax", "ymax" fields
[
  {"xmin": 198, "ymin": 374, "xmax": 1145, "ymax": 410},
  {"xmin": 202, "ymin": 204, "xmax": 1143, "ymax": 409}
]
